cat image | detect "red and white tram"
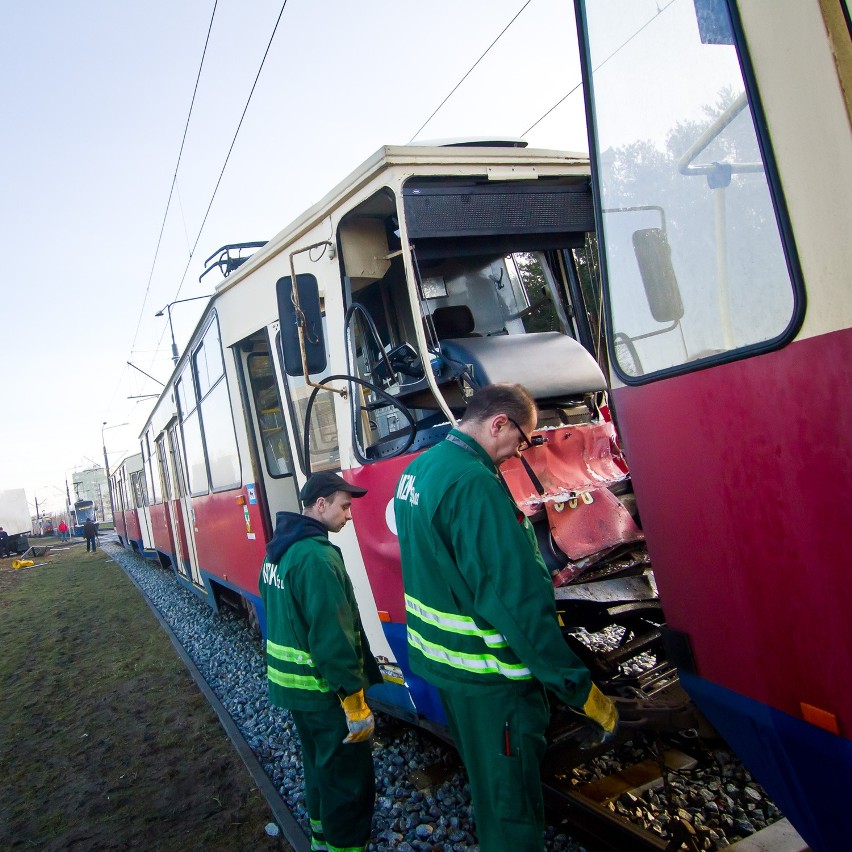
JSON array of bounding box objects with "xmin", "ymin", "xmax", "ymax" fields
[
  {"xmin": 115, "ymin": 142, "xmax": 682, "ymax": 739},
  {"xmin": 575, "ymin": 2, "xmax": 851, "ymax": 849}
]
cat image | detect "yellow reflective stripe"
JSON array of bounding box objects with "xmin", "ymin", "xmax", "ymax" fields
[
  {"xmin": 266, "ymin": 639, "xmax": 316, "ymax": 667},
  {"xmin": 405, "ymin": 594, "xmax": 508, "ymax": 648},
  {"xmin": 266, "ymin": 640, "xmax": 329, "ymax": 692},
  {"xmin": 267, "ymin": 666, "xmax": 330, "ymax": 692},
  {"xmin": 407, "ymin": 625, "xmax": 532, "ymax": 680}
]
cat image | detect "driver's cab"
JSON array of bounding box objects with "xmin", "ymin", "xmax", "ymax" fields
[{"xmin": 331, "ymin": 175, "xmax": 608, "ymax": 463}]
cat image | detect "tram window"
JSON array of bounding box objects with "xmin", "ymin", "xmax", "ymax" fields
[
  {"xmin": 156, "ymin": 436, "xmax": 171, "ymax": 499},
  {"xmin": 277, "ymin": 327, "xmax": 340, "ymax": 474},
  {"xmin": 200, "ymin": 380, "xmax": 241, "ymax": 489},
  {"xmin": 175, "ymin": 370, "xmax": 195, "ymax": 418},
  {"xmin": 176, "ymin": 366, "xmax": 207, "ymax": 495},
  {"xmin": 580, "ymin": 0, "xmax": 799, "ymax": 380},
  {"xmin": 193, "ymin": 315, "xmax": 240, "ymax": 491},
  {"xmin": 144, "ymin": 430, "xmax": 161, "ymax": 504},
  {"xmin": 195, "ymin": 319, "xmax": 225, "ymax": 396},
  {"xmin": 419, "ymin": 254, "xmax": 572, "ymax": 339},
  {"xmin": 503, "ymin": 252, "xmax": 569, "ymax": 335},
  {"xmin": 131, "ymin": 472, "xmax": 148, "ymax": 509},
  {"xmin": 248, "ymin": 352, "xmax": 293, "ymax": 477},
  {"xmin": 182, "ymin": 408, "xmax": 207, "ymax": 495}
]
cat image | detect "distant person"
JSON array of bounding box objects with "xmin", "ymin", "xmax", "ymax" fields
[
  {"xmin": 0, "ymin": 527, "xmax": 8, "ymax": 558},
  {"xmin": 259, "ymin": 471, "xmax": 381, "ymax": 852},
  {"xmin": 82, "ymin": 518, "xmax": 98, "ymax": 552},
  {"xmin": 57, "ymin": 520, "xmax": 69, "ymax": 542}
]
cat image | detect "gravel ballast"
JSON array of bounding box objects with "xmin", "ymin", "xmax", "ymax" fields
[{"xmin": 106, "ymin": 539, "xmax": 781, "ymax": 851}]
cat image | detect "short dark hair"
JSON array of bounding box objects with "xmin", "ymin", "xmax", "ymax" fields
[{"xmin": 460, "ymin": 383, "xmax": 537, "ymax": 426}]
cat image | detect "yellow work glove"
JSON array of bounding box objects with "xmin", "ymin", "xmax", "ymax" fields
[
  {"xmin": 583, "ymin": 684, "xmax": 618, "ymax": 735},
  {"xmin": 341, "ymin": 689, "xmax": 375, "ymax": 744}
]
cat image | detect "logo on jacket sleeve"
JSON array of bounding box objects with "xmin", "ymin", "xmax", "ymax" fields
[
  {"xmin": 396, "ymin": 473, "xmax": 420, "ymax": 506},
  {"xmin": 261, "ymin": 559, "xmax": 286, "ymax": 589}
]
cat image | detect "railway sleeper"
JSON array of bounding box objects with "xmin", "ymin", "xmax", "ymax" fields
[{"xmin": 602, "ymin": 627, "xmax": 663, "ymax": 668}]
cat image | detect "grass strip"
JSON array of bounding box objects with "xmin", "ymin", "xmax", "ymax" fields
[{"xmin": 0, "ymin": 543, "xmax": 288, "ymax": 851}]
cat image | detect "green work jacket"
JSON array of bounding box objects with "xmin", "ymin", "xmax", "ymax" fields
[
  {"xmin": 394, "ymin": 429, "xmax": 591, "ymax": 707},
  {"xmin": 259, "ymin": 527, "xmax": 381, "ymax": 711}
]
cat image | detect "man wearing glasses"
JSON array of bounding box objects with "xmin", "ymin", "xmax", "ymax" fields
[{"xmin": 394, "ymin": 382, "xmax": 617, "ymax": 852}]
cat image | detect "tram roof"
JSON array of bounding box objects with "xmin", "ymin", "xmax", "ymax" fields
[
  {"xmin": 138, "ymin": 143, "xmax": 591, "ymax": 436},
  {"xmin": 214, "ymin": 143, "xmax": 590, "ymax": 298}
]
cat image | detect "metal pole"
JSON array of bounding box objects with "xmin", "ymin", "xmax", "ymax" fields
[
  {"xmin": 102, "ymin": 425, "xmax": 113, "ymax": 523},
  {"xmin": 102, "ymin": 422, "xmax": 127, "ymax": 525},
  {"xmin": 155, "ymin": 295, "xmax": 211, "ymax": 367},
  {"xmin": 167, "ymin": 303, "xmax": 179, "ymax": 364}
]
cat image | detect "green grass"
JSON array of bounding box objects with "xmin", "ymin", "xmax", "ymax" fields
[{"xmin": 0, "ymin": 545, "xmax": 290, "ymax": 851}]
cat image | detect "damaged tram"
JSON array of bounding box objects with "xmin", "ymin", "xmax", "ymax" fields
[{"xmin": 116, "ymin": 142, "xmax": 695, "ymax": 744}]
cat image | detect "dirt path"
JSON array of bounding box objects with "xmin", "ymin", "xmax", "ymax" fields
[{"xmin": 0, "ymin": 541, "xmax": 294, "ymax": 851}]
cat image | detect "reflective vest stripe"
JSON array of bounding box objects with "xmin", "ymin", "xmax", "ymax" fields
[
  {"xmin": 407, "ymin": 625, "xmax": 532, "ymax": 679},
  {"xmin": 266, "ymin": 639, "xmax": 316, "ymax": 666},
  {"xmin": 405, "ymin": 594, "xmax": 509, "ymax": 648},
  {"xmin": 267, "ymin": 667, "xmax": 331, "ymax": 692},
  {"xmin": 266, "ymin": 639, "xmax": 329, "ymax": 692}
]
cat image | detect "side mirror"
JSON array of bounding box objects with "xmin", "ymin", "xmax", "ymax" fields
[
  {"xmin": 277, "ymin": 274, "xmax": 327, "ymax": 376},
  {"xmin": 631, "ymin": 227, "xmax": 684, "ymax": 323}
]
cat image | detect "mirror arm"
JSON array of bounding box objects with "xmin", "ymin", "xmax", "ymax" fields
[
  {"xmin": 630, "ymin": 319, "xmax": 679, "ymax": 341},
  {"xmin": 289, "ymin": 243, "xmax": 347, "ymax": 398}
]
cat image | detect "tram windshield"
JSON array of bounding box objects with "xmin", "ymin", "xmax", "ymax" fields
[{"xmin": 579, "ymin": 0, "xmax": 798, "ymax": 378}]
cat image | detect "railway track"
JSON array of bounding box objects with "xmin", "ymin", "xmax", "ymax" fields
[{"xmin": 109, "ymin": 539, "xmax": 798, "ymax": 851}]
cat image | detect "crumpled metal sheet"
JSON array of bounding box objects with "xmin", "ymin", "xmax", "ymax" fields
[{"xmin": 501, "ymin": 421, "xmax": 643, "ymax": 563}]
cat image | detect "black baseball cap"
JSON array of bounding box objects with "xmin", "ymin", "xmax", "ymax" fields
[{"xmin": 299, "ymin": 471, "xmax": 368, "ymax": 505}]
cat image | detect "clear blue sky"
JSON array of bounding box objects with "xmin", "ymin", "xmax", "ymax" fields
[{"xmin": 0, "ymin": 0, "xmax": 588, "ymax": 517}]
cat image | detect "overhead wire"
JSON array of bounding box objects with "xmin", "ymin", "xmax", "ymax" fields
[
  {"xmin": 132, "ymin": 0, "xmax": 290, "ymax": 401},
  {"xmin": 408, "ymin": 0, "xmax": 534, "ymax": 142},
  {"xmin": 521, "ymin": 0, "xmax": 677, "ymax": 136},
  {"xmin": 128, "ymin": 0, "xmax": 220, "ymax": 358},
  {"xmin": 166, "ymin": 0, "xmax": 290, "ymax": 308},
  {"xmin": 105, "ymin": 0, "xmax": 220, "ymax": 424}
]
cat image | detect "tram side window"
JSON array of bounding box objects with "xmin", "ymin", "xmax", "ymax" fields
[
  {"xmin": 248, "ymin": 352, "xmax": 293, "ymax": 477},
  {"xmin": 193, "ymin": 316, "xmax": 241, "ymax": 490},
  {"xmin": 580, "ymin": 0, "xmax": 799, "ymax": 379},
  {"xmin": 131, "ymin": 471, "xmax": 148, "ymax": 509},
  {"xmin": 175, "ymin": 369, "xmax": 207, "ymax": 495},
  {"xmin": 156, "ymin": 436, "xmax": 171, "ymax": 500},
  {"xmin": 144, "ymin": 430, "xmax": 161, "ymax": 504},
  {"xmin": 279, "ymin": 322, "xmax": 341, "ymax": 473}
]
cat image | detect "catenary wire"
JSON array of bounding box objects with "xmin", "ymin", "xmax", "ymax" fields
[
  {"xmin": 105, "ymin": 0, "xmax": 219, "ymax": 424},
  {"xmin": 164, "ymin": 0, "xmax": 290, "ymax": 311},
  {"xmin": 521, "ymin": 0, "xmax": 677, "ymax": 136},
  {"xmin": 138, "ymin": 0, "xmax": 289, "ymax": 395},
  {"xmin": 408, "ymin": 0, "xmax": 534, "ymax": 142},
  {"xmin": 127, "ymin": 0, "xmax": 220, "ymax": 360}
]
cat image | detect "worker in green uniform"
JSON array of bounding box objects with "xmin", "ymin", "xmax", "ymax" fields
[
  {"xmin": 259, "ymin": 471, "xmax": 382, "ymax": 852},
  {"xmin": 394, "ymin": 383, "xmax": 618, "ymax": 852}
]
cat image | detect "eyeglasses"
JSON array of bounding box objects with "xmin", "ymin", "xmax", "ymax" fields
[{"xmin": 506, "ymin": 416, "xmax": 539, "ymax": 452}]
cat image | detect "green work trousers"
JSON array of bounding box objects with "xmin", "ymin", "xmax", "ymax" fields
[
  {"xmin": 290, "ymin": 706, "xmax": 375, "ymax": 851},
  {"xmin": 440, "ymin": 680, "xmax": 550, "ymax": 852}
]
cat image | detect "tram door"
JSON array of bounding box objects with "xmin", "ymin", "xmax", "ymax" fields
[
  {"xmin": 166, "ymin": 422, "xmax": 204, "ymax": 589},
  {"xmin": 131, "ymin": 469, "xmax": 154, "ymax": 550},
  {"xmin": 236, "ymin": 327, "xmax": 300, "ymax": 533}
]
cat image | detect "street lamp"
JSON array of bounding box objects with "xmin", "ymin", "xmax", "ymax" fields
[
  {"xmin": 102, "ymin": 421, "xmax": 128, "ymax": 525},
  {"xmin": 154, "ymin": 294, "xmax": 212, "ymax": 365}
]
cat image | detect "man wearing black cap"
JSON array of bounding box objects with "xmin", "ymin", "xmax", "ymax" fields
[{"xmin": 259, "ymin": 470, "xmax": 382, "ymax": 852}]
